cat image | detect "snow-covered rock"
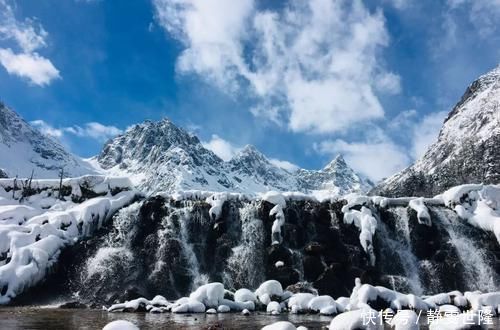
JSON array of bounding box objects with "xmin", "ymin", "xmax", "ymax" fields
[
  {"xmin": 389, "ymin": 310, "xmax": 419, "ymax": 330},
  {"xmin": 266, "ymin": 301, "xmax": 281, "ymax": 314},
  {"xmin": 262, "ymin": 321, "xmax": 297, "ymax": 330},
  {"xmin": 102, "ymin": 320, "xmax": 139, "ymax": 330},
  {"xmin": 329, "ymin": 308, "xmax": 382, "ymax": 330},
  {"xmin": 234, "ymin": 288, "xmax": 257, "ymax": 303},
  {"xmin": 256, "ymin": 280, "xmax": 283, "ymax": 305},
  {"xmin": 0, "ymin": 177, "xmax": 136, "ymax": 304}
]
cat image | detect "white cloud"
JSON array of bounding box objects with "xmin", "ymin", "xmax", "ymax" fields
[
  {"xmin": 30, "ymin": 119, "xmax": 63, "ymax": 138},
  {"xmin": 64, "ymin": 122, "xmax": 122, "ymax": 142},
  {"xmin": 446, "ymin": 0, "xmax": 500, "ymax": 38},
  {"xmin": 269, "ymin": 158, "xmax": 299, "ymax": 172},
  {"xmin": 314, "ymin": 131, "xmax": 411, "ymax": 182},
  {"xmin": 31, "ymin": 120, "xmax": 122, "ymax": 143},
  {"xmin": 411, "ymin": 111, "xmax": 447, "ymax": 158},
  {"xmin": 202, "ymin": 134, "xmax": 241, "ymax": 161},
  {"xmin": 0, "ymin": 0, "xmax": 59, "ymax": 86},
  {"xmin": 154, "ymin": 0, "xmax": 399, "ymax": 134},
  {"xmin": 0, "ymin": 48, "xmax": 60, "ymax": 86}
]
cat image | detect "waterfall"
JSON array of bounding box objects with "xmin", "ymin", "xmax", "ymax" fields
[
  {"xmin": 30, "ymin": 196, "xmax": 499, "ymax": 305},
  {"xmin": 222, "ymin": 202, "xmax": 265, "ymax": 290},
  {"xmin": 431, "ymin": 207, "xmax": 499, "ymax": 292},
  {"xmin": 375, "ymin": 210, "xmax": 424, "ymax": 295}
]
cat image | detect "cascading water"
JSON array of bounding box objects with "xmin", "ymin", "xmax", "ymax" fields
[
  {"xmin": 431, "ymin": 206, "xmax": 499, "ymax": 292},
  {"xmin": 21, "ymin": 196, "xmax": 499, "ymax": 306},
  {"xmin": 375, "ymin": 208, "xmax": 424, "ymax": 295},
  {"xmin": 222, "ymin": 202, "xmax": 265, "ymax": 290}
]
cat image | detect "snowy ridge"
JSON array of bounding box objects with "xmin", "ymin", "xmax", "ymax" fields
[
  {"xmin": 0, "ymin": 176, "xmax": 137, "ymax": 304},
  {"xmin": 374, "ymin": 64, "xmax": 500, "ymax": 197},
  {"xmin": 0, "ymin": 102, "xmax": 97, "ymax": 179},
  {"xmin": 95, "ymin": 118, "xmax": 373, "ymax": 195}
]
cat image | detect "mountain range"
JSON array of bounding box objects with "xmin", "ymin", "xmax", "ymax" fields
[
  {"xmin": 1, "ymin": 64, "xmax": 499, "ymax": 196},
  {"xmin": 0, "ymin": 104, "xmax": 372, "ymax": 194}
]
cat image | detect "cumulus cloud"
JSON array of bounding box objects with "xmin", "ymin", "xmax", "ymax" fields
[
  {"xmin": 269, "ymin": 158, "xmax": 299, "ymax": 172},
  {"xmin": 202, "ymin": 134, "xmax": 241, "ymax": 161},
  {"xmin": 30, "ymin": 119, "xmax": 64, "ymax": 138},
  {"xmin": 314, "ymin": 130, "xmax": 411, "ymax": 182},
  {"xmin": 31, "ymin": 120, "xmax": 122, "ymax": 142},
  {"xmin": 154, "ymin": 0, "xmax": 399, "ymax": 134},
  {"xmin": 0, "ymin": 0, "xmax": 59, "ymax": 86},
  {"xmin": 0, "ymin": 48, "xmax": 59, "ymax": 86}
]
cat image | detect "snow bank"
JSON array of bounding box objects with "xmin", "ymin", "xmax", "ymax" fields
[
  {"xmin": 408, "ymin": 197, "xmax": 432, "ymax": 226},
  {"xmin": 0, "ymin": 178, "xmax": 136, "ymax": 305},
  {"xmin": 441, "ymin": 184, "xmax": 500, "ymax": 244}
]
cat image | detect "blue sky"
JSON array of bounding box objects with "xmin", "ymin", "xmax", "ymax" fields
[{"xmin": 0, "ymin": 0, "xmax": 499, "ymax": 181}]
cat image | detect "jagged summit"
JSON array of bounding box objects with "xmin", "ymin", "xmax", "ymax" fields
[
  {"xmin": 96, "ymin": 118, "xmax": 372, "ymax": 194},
  {"xmin": 297, "ymin": 154, "xmax": 373, "ymax": 195},
  {"xmin": 323, "ymin": 154, "xmax": 347, "ymax": 172},
  {"xmin": 373, "ymin": 64, "xmax": 500, "ymax": 197},
  {"xmin": 0, "ymin": 102, "xmax": 95, "ymax": 178}
]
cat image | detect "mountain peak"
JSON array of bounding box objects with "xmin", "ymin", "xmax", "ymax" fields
[
  {"xmin": 0, "ymin": 102, "xmax": 95, "ymax": 178},
  {"xmin": 323, "ymin": 154, "xmax": 347, "ymax": 171},
  {"xmin": 373, "ymin": 65, "xmax": 500, "ymax": 197}
]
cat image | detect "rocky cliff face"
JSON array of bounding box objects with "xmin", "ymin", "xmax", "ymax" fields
[
  {"xmin": 19, "ymin": 196, "xmax": 499, "ymax": 305},
  {"xmin": 373, "ymin": 65, "xmax": 500, "ymax": 197},
  {"xmin": 97, "ymin": 119, "xmax": 373, "ymax": 194},
  {"xmin": 0, "ymin": 102, "xmax": 95, "ymax": 178}
]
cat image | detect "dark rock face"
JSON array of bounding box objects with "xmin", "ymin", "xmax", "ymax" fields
[
  {"xmin": 0, "ymin": 168, "xmax": 7, "ymax": 178},
  {"xmin": 13, "ymin": 197, "xmax": 500, "ymax": 306}
]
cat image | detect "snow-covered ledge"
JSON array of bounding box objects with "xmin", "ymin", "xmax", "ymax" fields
[{"xmin": 0, "ymin": 176, "xmax": 138, "ymax": 304}]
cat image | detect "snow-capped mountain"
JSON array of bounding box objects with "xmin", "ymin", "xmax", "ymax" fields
[
  {"xmin": 228, "ymin": 145, "xmax": 302, "ymax": 192},
  {"xmin": 96, "ymin": 118, "xmax": 372, "ymax": 194},
  {"xmin": 373, "ymin": 65, "xmax": 500, "ymax": 197},
  {"xmin": 297, "ymin": 155, "xmax": 374, "ymax": 194},
  {"xmin": 0, "ymin": 102, "xmax": 96, "ymax": 179},
  {"xmin": 97, "ymin": 118, "xmax": 236, "ymax": 193}
]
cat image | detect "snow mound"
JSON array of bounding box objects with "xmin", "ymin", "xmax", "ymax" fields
[
  {"xmin": 389, "ymin": 310, "xmax": 419, "ymax": 330},
  {"xmin": 261, "ymin": 321, "xmax": 298, "ymax": 330},
  {"xmin": 329, "ymin": 308, "xmax": 382, "ymax": 330},
  {"xmin": 256, "ymin": 280, "xmax": 283, "ymax": 305},
  {"xmin": 102, "ymin": 320, "xmax": 139, "ymax": 330}
]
